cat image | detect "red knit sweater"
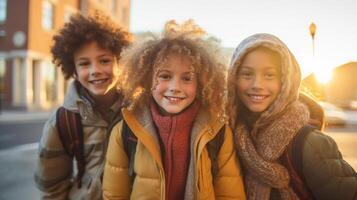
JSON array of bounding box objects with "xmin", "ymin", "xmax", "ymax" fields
[{"xmin": 150, "ymin": 102, "xmax": 199, "ymax": 200}]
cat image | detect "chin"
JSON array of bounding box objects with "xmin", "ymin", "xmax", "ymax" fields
[{"xmin": 248, "ymin": 106, "xmax": 267, "ymax": 113}]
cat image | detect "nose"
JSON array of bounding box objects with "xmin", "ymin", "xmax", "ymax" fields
[
  {"xmin": 252, "ymin": 75, "xmax": 263, "ymax": 90},
  {"xmin": 89, "ymin": 62, "xmax": 102, "ymax": 76},
  {"xmin": 168, "ymin": 77, "xmax": 181, "ymax": 93}
]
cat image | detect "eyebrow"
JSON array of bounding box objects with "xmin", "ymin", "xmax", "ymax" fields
[
  {"xmin": 76, "ymin": 53, "xmax": 112, "ymax": 60},
  {"xmin": 240, "ymin": 65, "xmax": 278, "ymax": 70}
]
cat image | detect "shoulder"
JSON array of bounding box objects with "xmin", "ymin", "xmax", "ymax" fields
[
  {"xmin": 303, "ymin": 130, "xmax": 339, "ymax": 158},
  {"xmin": 301, "ymin": 130, "xmax": 357, "ymax": 199},
  {"xmin": 39, "ymin": 109, "xmax": 64, "ymax": 151}
]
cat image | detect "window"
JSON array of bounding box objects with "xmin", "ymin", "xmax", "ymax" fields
[
  {"xmin": 42, "ymin": 61, "xmax": 56, "ymax": 102},
  {"xmin": 42, "ymin": 0, "xmax": 54, "ymax": 30},
  {"xmin": 0, "ymin": 0, "xmax": 7, "ymax": 23},
  {"xmin": 0, "ymin": 58, "xmax": 5, "ymax": 95}
]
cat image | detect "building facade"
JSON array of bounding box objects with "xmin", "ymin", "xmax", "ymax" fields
[
  {"xmin": 302, "ymin": 62, "xmax": 357, "ymax": 109},
  {"xmin": 0, "ymin": 0, "xmax": 130, "ymax": 111},
  {"xmin": 326, "ymin": 62, "xmax": 357, "ymax": 108}
]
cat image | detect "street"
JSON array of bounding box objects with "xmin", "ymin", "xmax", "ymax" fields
[
  {"xmin": 0, "ymin": 120, "xmax": 356, "ymax": 199},
  {"xmin": 0, "ymin": 120, "xmax": 45, "ymax": 150},
  {"xmin": 326, "ymin": 125, "xmax": 357, "ymax": 169}
]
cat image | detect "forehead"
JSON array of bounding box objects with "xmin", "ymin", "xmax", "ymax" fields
[
  {"xmin": 74, "ymin": 41, "xmax": 113, "ymax": 58},
  {"xmin": 241, "ymin": 47, "xmax": 281, "ymax": 69},
  {"xmin": 160, "ymin": 53, "xmax": 193, "ymax": 71}
]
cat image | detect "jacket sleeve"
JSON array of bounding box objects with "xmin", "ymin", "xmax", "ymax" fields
[
  {"xmin": 215, "ymin": 125, "xmax": 246, "ymax": 200},
  {"xmin": 102, "ymin": 121, "xmax": 131, "ymax": 200},
  {"xmin": 34, "ymin": 112, "xmax": 73, "ymax": 200},
  {"xmin": 302, "ymin": 130, "xmax": 357, "ymax": 200}
]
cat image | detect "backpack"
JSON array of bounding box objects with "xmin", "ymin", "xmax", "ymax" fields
[
  {"xmin": 281, "ymin": 124, "xmax": 318, "ymax": 200},
  {"xmin": 56, "ymin": 107, "xmax": 225, "ymax": 187}
]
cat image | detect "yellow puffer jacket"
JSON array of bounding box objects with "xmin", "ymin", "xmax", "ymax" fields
[{"xmin": 103, "ymin": 106, "xmax": 246, "ymax": 200}]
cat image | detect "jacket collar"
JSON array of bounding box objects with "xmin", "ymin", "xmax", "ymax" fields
[
  {"xmin": 123, "ymin": 101, "xmax": 226, "ymax": 200},
  {"xmin": 62, "ymin": 80, "xmax": 123, "ymax": 126}
]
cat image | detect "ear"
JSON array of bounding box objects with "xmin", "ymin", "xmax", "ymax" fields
[{"xmin": 72, "ymin": 70, "xmax": 78, "ymax": 79}]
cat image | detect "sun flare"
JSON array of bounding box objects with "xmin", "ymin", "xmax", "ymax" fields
[{"xmin": 313, "ymin": 69, "xmax": 332, "ymax": 84}]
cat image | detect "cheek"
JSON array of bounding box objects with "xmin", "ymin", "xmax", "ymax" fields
[
  {"xmin": 188, "ymin": 82, "xmax": 198, "ymax": 97},
  {"xmin": 74, "ymin": 68, "xmax": 86, "ymax": 80},
  {"xmin": 151, "ymin": 82, "xmax": 166, "ymax": 97},
  {"xmin": 236, "ymin": 79, "xmax": 248, "ymax": 93},
  {"xmin": 271, "ymin": 81, "xmax": 282, "ymax": 95}
]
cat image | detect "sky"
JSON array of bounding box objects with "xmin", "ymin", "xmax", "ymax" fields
[{"xmin": 130, "ymin": 0, "xmax": 357, "ymax": 79}]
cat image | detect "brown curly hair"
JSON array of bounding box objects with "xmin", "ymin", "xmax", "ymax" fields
[
  {"xmin": 51, "ymin": 12, "xmax": 132, "ymax": 79},
  {"xmin": 120, "ymin": 20, "xmax": 227, "ymax": 117}
]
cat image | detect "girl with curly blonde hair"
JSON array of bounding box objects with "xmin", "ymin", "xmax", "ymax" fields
[{"xmin": 103, "ymin": 20, "xmax": 246, "ymax": 200}]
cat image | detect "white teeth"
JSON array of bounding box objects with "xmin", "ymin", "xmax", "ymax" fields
[
  {"xmin": 167, "ymin": 97, "xmax": 180, "ymax": 100},
  {"xmin": 165, "ymin": 96, "xmax": 184, "ymax": 102},
  {"xmin": 91, "ymin": 79, "xmax": 106, "ymax": 84},
  {"xmin": 250, "ymin": 95, "xmax": 265, "ymax": 100}
]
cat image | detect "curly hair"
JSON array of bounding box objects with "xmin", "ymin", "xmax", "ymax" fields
[
  {"xmin": 120, "ymin": 20, "xmax": 227, "ymax": 117},
  {"xmin": 51, "ymin": 12, "xmax": 132, "ymax": 79}
]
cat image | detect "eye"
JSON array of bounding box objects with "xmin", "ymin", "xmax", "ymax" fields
[
  {"xmin": 182, "ymin": 72, "xmax": 196, "ymax": 82},
  {"xmin": 264, "ymin": 71, "xmax": 279, "ymax": 80},
  {"xmin": 239, "ymin": 70, "xmax": 253, "ymax": 79},
  {"xmin": 77, "ymin": 61, "xmax": 90, "ymax": 67},
  {"xmin": 158, "ymin": 73, "xmax": 171, "ymax": 80},
  {"xmin": 99, "ymin": 58, "xmax": 113, "ymax": 65}
]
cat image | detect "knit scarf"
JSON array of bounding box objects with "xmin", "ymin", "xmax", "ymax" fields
[
  {"xmin": 150, "ymin": 101, "xmax": 199, "ymax": 200},
  {"xmin": 236, "ymin": 101, "xmax": 309, "ymax": 200}
]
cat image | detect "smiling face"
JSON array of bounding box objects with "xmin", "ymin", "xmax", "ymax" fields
[
  {"xmin": 236, "ymin": 47, "xmax": 282, "ymax": 113},
  {"xmin": 152, "ymin": 54, "xmax": 197, "ymax": 115},
  {"xmin": 74, "ymin": 41, "xmax": 119, "ymax": 99}
]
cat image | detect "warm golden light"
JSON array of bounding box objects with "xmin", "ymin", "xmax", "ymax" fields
[{"xmin": 313, "ymin": 69, "xmax": 332, "ymax": 84}]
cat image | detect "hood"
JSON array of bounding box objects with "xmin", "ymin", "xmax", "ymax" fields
[{"xmin": 228, "ymin": 33, "xmax": 303, "ymax": 126}]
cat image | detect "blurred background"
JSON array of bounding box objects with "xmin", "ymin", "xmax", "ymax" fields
[{"xmin": 0, "ymin": 0, "xmax": 356, "ymax": 199}]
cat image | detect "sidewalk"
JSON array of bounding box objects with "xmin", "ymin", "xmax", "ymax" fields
[
  {"xmin": 0, "ymin": 110, "xmax": 51, "ymax": 123},
  {"xmin": 0, "ymin": 143, "xmax": 40, "ymax": 200}
]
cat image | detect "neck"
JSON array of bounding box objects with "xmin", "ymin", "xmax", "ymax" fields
[
  {"xmin": 93, "ymin": 88, "xmax": 119, "ymax": 112},
  {"xmin": 240, "ymin": 105, "xmax": 262, "ymax": 130}
]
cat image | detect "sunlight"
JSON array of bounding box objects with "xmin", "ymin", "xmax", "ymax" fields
[{"xmin": 313, "ymin": 69, "xmax": 332, "ymax": 84}]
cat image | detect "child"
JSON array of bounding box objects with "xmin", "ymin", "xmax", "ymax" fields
[
  {"xmin": 102, "ymin": 20, "xmax": 246, "ymax": 200},
  {"xmin": 227, "ymin": 33, "xmax": 357, "ymax": 200},
  {"xmin": 34, "ymin": 13, "xmax": 131, "ymax": 199}
]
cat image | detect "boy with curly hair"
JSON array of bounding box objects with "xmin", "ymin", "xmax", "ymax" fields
[
  {"xmin": 102, "ymin": 20, "xmax": 246, "ymax": 200},
  {"xmin": 34, "ymin": 12, "xmax": 131, "ymax": 200}
]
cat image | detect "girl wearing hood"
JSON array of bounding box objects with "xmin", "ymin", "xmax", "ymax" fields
[
  {"xmin": 228, "ymin": 33, "xmax": 357, "ymax": 200},
  {"xmin": 102, "ymin": 20, "xmax": 246, "ymax": 200}
]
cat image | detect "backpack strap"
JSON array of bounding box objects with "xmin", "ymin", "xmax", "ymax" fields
[
  {"xmin": 121, "ymin": 120, "xmax": 137, "ymax": 185},
  {"xmin": 121, "ymin": 122, "xmax": 225, "ymax": 184},
  {"xmin": 282, "ymin": 124, "xmax": 317, "ymax": 199},
  {"xmin": 292, "ymin": 125, "xmax": 316, "ymax": 177},
  {"xmin": 56, "ymin": 107, "xmax": 85, "ymax": 188},
  {"xmin": 207, "ymin": 126, "xmax": 225, "ymax": 177}
]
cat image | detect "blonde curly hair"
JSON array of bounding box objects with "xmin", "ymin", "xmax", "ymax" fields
[{"xmin": 120, "ymin": 20, "xmax": 227, "ymax": 117}]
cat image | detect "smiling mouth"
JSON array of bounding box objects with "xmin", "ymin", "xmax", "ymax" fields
[
  {"xmin": 89, "ymin": 78, "xmax": 109, "ymax": 85},
  {"xmin": 248, "ymin": 94, "xmax": 269, "ymax": 102},
  {"xmin": 165, "ymin": 96, "xmax": 185, "ymax": 103}
]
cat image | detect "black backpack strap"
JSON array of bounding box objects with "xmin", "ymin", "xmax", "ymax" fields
[
  {"xmin": 122, "ymin": 120, "xmax": 137, "ymax": 185},
  {"xmin": 292, "ymin": 124, "xmax": 316, "ymax": 177},
  {"xmin": 207, "ymin": 126, "xmax": 225, "ymax": 177},
  {"xmin": 285, "ymin": 124, "xmax": 317, "ymax": 199},
  {"xmin": 56, "ymin": 107, "xmax": 85, "ymax": 188}
]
